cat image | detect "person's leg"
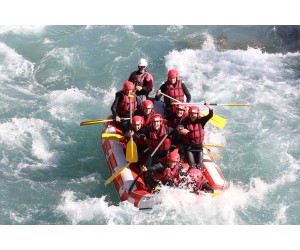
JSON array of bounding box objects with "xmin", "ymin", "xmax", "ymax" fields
[
  {"xmin": 194, "ymin": 149, "xmax": 203, "ymax": 169},
  {"xmin": 179, "ymin": 148, "xmax": 185, "ymax": 163},
  {"xmin": 184, "ymin": 150, "xmax": 195, "ymax": 169}
]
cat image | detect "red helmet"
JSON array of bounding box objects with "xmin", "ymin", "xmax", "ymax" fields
[
  {"xmin": 173, "ymin": 103, "xmax": 186, "ymax": 112},
  {"xmin": 168, "ymin": 69, "xmax": 178, "ymax": 79},
  {"xmin": 151, "ymin": 114, "xmax": 163, "ymax": 122},
  {"xmin": 123, "ymin": 81, "xmax": 134, "ymax": 91},
  {"xmin": 132, "ymin": 115, "xmax": 144, "ymax": 125},
  {"xmin": 168, "ymin": 149, "xmax": 180, "ymax": 162},
  {"xmin": 187, "ymin": 168, "xmax": 205, "ymax": 183},
  {"xmin": 142, "ymin": 100, "xmax": 154, "ymax": 110},
  {"xmin": 188, "ymin": 106, "xmax": 200, "ymax": 115}
]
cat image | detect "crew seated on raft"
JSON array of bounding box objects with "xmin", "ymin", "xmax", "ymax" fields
[{"xmin": 140, "ymin": 149, "xmax": 214, "ymax": 193}]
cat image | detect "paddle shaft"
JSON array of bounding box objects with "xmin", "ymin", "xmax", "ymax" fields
[
  {"xmin": 171, "ymin": 101, "xmax": 253, "ymax": 107},
  {"xmin": 204, "ymin": 102, "xmax": 254, "ymax": 107},
  {"xmin": 105, "ymin": 162, "xmax": 130, "ymax": 185},
  {"xmin": 80, "ymin": 117, "xmax": 130, "ymax": 126},
  {"xmin": 160, "ymin": 92, "xmax": 180, "ymax": 104},
  {"xmin": 129, "ymin": 95, "xmax": 133, "ymax": 125},
  {"xmin": 161, "ymin": 92, "xmax": 227, "ymax": 129},
  {"xmin": 204, "ymin": 103, "xmax": 254, "ymax": 106},
  {"xmin": 128, "ymin": 133, "xmax": 169, "ymax": 194},
  {"xmin": 203, "ymin": 144, "xmax": 225, "ymax": 148}
]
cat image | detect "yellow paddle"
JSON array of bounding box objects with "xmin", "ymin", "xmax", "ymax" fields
[
  {"xmin": 104, "ymin": 135, "xmax": 138, "ymax": 185},
  {"xmin": 128, "ymin": 133, "xmax": 170, "ymax": 194},
  {"xmin": 126, "ymin": 138, "xmax": 138, "ymax": 162},
  {"xmin": 161, "ymin": 92, "xmax": 226, "ymax": 129},
  {"xmin": 202, "ymin": 191, "xmax": 222, "ymax": 197},
  {"xmin": 105, "ymin": 162, "xmax": 130, "ymax": 185},
  {"xmin": 126, "ymin": 94, "xmax": 138, "ymax": 163},
  {"xmin": 204, "ymin": 153, "xmax": 222, "ymax": 159},
  {"xmin": 203, "ymin": 144, "xmax": 225, "ymax": 148},
  {"xmin": 105, "ymin": 95, "xmax": 138, "ymax": 185},
  {"xmin": 80, "ymin": 118, "xmax": 130, "ymax": 126},
  {"xmin": 102, "ymin": 133, "xmax": 124, "ymax": 140},
  {"xmin": 201, "ymin": 112, "xmax": 226, "ymax": 129}
]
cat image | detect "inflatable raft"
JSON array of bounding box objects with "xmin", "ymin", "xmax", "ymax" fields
[{"xmin": 101, "ymin": 100, "xmax": 229, "ymax": 209}]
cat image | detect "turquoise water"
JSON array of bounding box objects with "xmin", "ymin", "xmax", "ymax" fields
[{"xmin": 0, "ymin": 25, "xmax": 299, "ymax": 226}]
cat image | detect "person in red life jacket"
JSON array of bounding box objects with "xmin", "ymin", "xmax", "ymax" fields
[
  {"xmin": 166, "ymin": 103, "xmax": 187, "ymax": 129},
  {"xmin": 186, "ymin": 168, "xmax": 214, "ymax": 194},
  {"xmin": 111, "ymin": 81, "xmax": 142, "ymax": 132},
  {"xmin": 134, "ymin": 99, "xmax": 155, "ymax": 127},
  {"xmin": 128, "ymin": 58, "xmax": 154, "ymax": 102},
  {"xmin": 155, "ymin": 69, "xmax": 191, "ymax": 117},
  {"xmin": 143, "ymin": 113, "xmax": 177, "ymax": 166},
  {"xmin": 124, "ymin": 115, "xmax": 147, "ymax": 164},
  {"xmin": 178, "ymin": 102, "xmax": 213, "ymax": 170},
  {"xmin": 166, "ymin": 103, "xmax": 188, "ymax": 162},
  {"xmin": 140, "ymin": 149, "xmax": 187, "ymax": 191}
]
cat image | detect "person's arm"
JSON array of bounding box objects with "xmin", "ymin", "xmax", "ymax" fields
[
  {"xmin": 166, "ymin": 126, "xmax": 175, "ymax": 135},
  {"xmin": 128, "ymin": 71, "xmax": 135, "ymax": 82},
  {"xmin": 201, "ymin": 182, "xmax": 214, "ymax": 193},
  {"xmin": 137, "ymin": 85, "xmax": 148, "ymax": 95},
  {"xmin": 182, "ymin": 83, "xmax": 191, "ymax": 103},
  {"xmin": 136, "ymin": 95, "xmax": 142, "ymax": 109},
  {"xmin": 132, "ymin": 132, "xmax": 146, "ymax": 142},
  {"xmin": 155, "ymin": 84, "xmax": 165, "ymax": 101},
  {"xmin": 124, "ymin": 130, "xmax": 134, "ymax": 140},
  {"xmin": 176, "ymin": 118, "xmax": 189, "ymax": 135},
  {"xmin": 200, "ymin": 103, "xmax": 213, "ymax": 127},
  {"xmin": 146, "ymin": 162, "xmax": 165, "ymax": 173},
  {"xmin": 111, "ymin": 93, "xmax": 122, "ymax": 119},
  {"xmin": 144, "ymin": 73, "xmax": 154, "ymax": 93}
]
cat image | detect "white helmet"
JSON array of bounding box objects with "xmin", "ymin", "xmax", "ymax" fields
[{"xmin": 138, "ymin": 58, "xmax": 148, "ymax": 67}]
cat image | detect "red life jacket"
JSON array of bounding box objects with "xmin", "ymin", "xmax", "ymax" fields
[
  {"xmin": 143, "ymin": 112, "xmax": 154, "ymax": 126},
  {"xmin": 151, "ymin": 167, "xmax": 168, "ymax": 183},
  {"xmin": 167, "ymin": 113, "xmax": 186, "ymax": 129},
  {"xmin": 147, "ymin": 124, "xmax": 171, "ymax": 152},
  {"xmin": 163, "ymin": 80, "xmax": 185, "ymax": 106},
  {"xmin": 130, "ymin": 71, "xmax": 153, "ymax": 92},
  {"xmin": 152, "ymin": 165, "xmax": 182, "ymax": 185},
  {"xmin": 187, "ymin": 168, "xmax": 207, "ymax": 192},
  {"xmin": 131, "ymin": 72, "xmax": 146, "ymax": 86},
  {"xmin": 133, "ymin": 132, "xmax": 146, "ymax": 149},
  {"xmin": 116, "ymin": 91, "xmax": 137, "ymax": 117},
  {"xmin": 183, "ymin": 119, "xmax": 205, "ymax": 145},
  {"xmin": 135, "ymin": 109, "xmax": 153, "ymax": 126}
]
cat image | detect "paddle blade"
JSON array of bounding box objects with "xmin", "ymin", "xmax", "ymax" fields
[
  {"xmin": 126, "ymin": 138, "xmax": 138, "ymax": 163},
  {"xmin": 80, "ymin": 119, "xmax": 109, "ymax": 126},
  {"xmin": 204, "ymin": 153, "xmax": 222, "ymax": 159},
  {"xmin": 102, "ymin": 133, "xmax": 124, "ymax": 140},
  {"xmin": 105, "ymin": 162, "xmax": 130, "ymax": 185},
  {"xmin": 201, "ymin": 112, "xmax": 226, "ymax": 129},
  {"xmin": 211, "ymin": 191, "xmax": 223, "ymax": 197}
]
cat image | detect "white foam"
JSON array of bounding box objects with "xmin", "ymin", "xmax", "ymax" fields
[
  {"xmin": 45, "ymin": 47, "xmax": 75, "ymax": 66},
  {"xmin": 274, "ymin": 204, "xmax": 288, "ymax": 224},
  {"xmin": 57, "ymin": 191, "xmax": 121, "ymax": 225},
  {"xmin": 0, "ymin": 117, "xmax": 67, "ymax": 166},
  {"xmin": 0, "ymin": 42, "xmax": 34, "ymax": 82},
  {"xmin": 46, "ymin": 87, "xmax": 96, "ymax": 121},
  {"xmin": 167, "ymin": 26, "xmax": 184, "ymax": 33},
  {"xmin": 69, "ymin": 172, "xmax": 99, "ymax": 184}
]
